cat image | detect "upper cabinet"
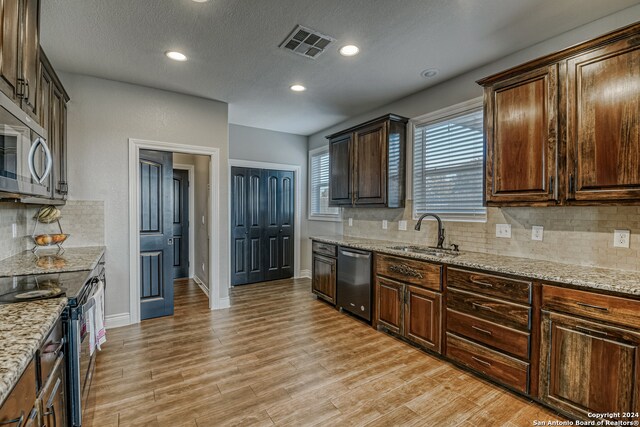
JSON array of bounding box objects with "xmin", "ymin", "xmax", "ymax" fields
[
  {"xmin": 566, "ymin": 36, "xmax": 640, "ymax": 202},
  {"xmin": 0, "ymin": 0, "xmax": 41, "ymax": 120},
  {"xmin": 327, "ymin": 114, "xmax": 408, "ymax": 208},
  {"xmin": 483, "ymin": 65, "xmax": 559, "ymax": 205},
  {"xmin": 479, "ymin": 22, "xmax": 640, "ymax": 206}
]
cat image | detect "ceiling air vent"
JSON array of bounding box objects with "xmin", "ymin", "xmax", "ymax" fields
[{"xmin": 280, "ymin": 25, "xmax": 335, "ymax": 59}]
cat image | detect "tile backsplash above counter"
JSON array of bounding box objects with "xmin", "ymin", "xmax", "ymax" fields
[
  {"xmin": 342, "ymin": 201, "xmax": 640, "ymax": 272},
  {"xmin": 0, "ymin": 200, "xmax": 105, "ymax": 261}
]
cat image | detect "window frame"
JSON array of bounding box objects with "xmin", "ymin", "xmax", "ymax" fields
[
  {"xmin": 308, "ymin": 146, "xmax": 342, "ymax": 222},
  {"xmin": 409, "ymin": 97, "xmax": 487, "ymax": 223}
]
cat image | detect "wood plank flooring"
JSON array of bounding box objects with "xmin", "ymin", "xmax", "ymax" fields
[{"xmin": 84, "ymin": 278, "xmax": 565, "ymax": 426}]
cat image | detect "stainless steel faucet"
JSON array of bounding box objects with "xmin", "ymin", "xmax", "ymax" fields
[{"xmin": 414, "ymin": 213, "xmax": 445, "ymax": 249}]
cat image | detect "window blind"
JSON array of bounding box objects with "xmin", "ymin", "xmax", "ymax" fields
[
  {"xmin": 310, "ymin": 149, "xmax": 340, "ymax": 218},
  {"xmin": 413, "ymin": 107, "xmax": 486, "ymax": 220}
]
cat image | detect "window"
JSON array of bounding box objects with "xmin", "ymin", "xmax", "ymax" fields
[
  {"xmin": 309, "ymin": 147, "xmax": 341, "ymax": 221},
  {"xmin": 412, "ymin": 98, "xmax": 486, "ymax": 221}
]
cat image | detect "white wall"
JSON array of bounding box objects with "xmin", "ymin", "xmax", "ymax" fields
[
  {"xmin": 61, "ymin": 73, "xmax": 229, "ymax": 317},
  {"xmin": 306, "ymin": 5, "xmax": 640, "ymax": 246},
  {"xmin": 173, "ymin": 153, "xmax": 210, "ymax": 288},
  {"xmin": 228, "ymin": 124, "xmax": 312, "ymax": 271}
]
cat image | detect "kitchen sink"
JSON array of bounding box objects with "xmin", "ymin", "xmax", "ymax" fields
[{"xmin": 386, "ymin": 245, "xmax": 460, "ymax": 257}]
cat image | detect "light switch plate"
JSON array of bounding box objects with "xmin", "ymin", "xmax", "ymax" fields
[
  {"xmin": 614, "ymin": 229, "xmax": 630, "ymax": 248},
  {"xmin": 398, "ymin": 220, "xmax": 407, "ymax": 231},
  {"xmin": 496, "ymin": 224, "xmax": 511, "ymax": 238},
  {"xmin": 348, "ymin": 218, "xmax": 353, "ymax": 227},
  {"xmin": 531, "ymin": 226, "xmax": 544, "ymax": 241},
  {"xmin": 382, "ymin": 220, "xmax": 388, "ymax": 230}
]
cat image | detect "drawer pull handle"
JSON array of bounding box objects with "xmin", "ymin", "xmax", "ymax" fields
[
  {"xmin": 471, "ymin": 325, "xmax": 493, "ymax": 336},
  {"xmin": 470, "ymin": 278, "xmax": 493, "ymax": 288},
  {"xmin": 471, "ymin": 356, "xmax": 492, "ymax": 367},
  {"xmin": 575, "ymin": 326, "xmax": 608, "ymax": 337},
  {"xmin": 576, "ymin": 302, "xmax": 609, "ymax": 312},
  {"xmin": 472, "ymin": 302, "xmax": 494, "ymax": 312},
  {"xmin": 388, "ymin": 264, "xmax": 423, "ymax": 279}
]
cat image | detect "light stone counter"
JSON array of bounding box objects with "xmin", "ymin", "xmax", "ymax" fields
[
  {"xmin": 0, "ymin": 298, "xmax": 67, "ymax": 406},
  {"xmin": 311, "ymin": 236, "xmax": 640, "ymax": 296},
  {"xmin": 0, "ymin": 246, "xmax": 105, "ymax": 277}
]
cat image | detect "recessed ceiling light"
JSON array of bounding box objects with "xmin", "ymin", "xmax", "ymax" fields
[
  {"xmin": 165, "ymin": 51, "xmax": 187, "ymax": 61},
  {"xmin": 421, "ymin": 68, "xmax": 439, "ymax": 78},
  {"xmin": 192, "ymin": 0, "xmax": 208, "ymax": 2},
  {"xmin": 339, "ymin": 45, "xmax": 360, "ymax": 56},
  {"xmin": 290, "ymin": 84, "xmax": 306, "ymax": 92}
]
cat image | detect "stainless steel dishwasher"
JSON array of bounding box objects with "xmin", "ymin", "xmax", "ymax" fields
[{"xmin": 337, "ymin": 246, "xmax": 372, "ymax": 321}]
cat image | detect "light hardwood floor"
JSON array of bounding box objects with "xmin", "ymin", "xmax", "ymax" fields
[{"xmin": 84, "ymin": 278, "xmax": 564, "ymax": 426}]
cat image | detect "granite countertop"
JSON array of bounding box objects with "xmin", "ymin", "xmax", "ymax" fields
[
  {"xmin": 0, "ymin": 246, "xmax": 105, "ymax": 277},
  {"xmin": 311, "ymin": 236, "xmax": 640, "ymax": 297},
  {"xmin": 0, "ymin": 298, "xmax": 67, "ymax": 406}
]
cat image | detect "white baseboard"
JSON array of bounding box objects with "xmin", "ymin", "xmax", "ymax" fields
[
  {"xmin": 193, "ymin": 275, "xmax": 209, "ymax": 297},
  {"xmin": 298, "ymin": 269, "xmax": 312, "ymax": 278},
  {"xmin": 213, "ymin": 297, "xmax": 230, "ymax": 310},
  {"xmin": 105, "ymin": 313, "xmax": 131, "ymax": 329}
]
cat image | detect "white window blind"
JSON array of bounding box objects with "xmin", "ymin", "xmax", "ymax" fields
[
  {"xmin": 309, "ymin": 148, "xmax": 340, "ymax": 220},
  {"xmin": 413, "ymin": 101, "xmax": 486, "ymax": 221}
]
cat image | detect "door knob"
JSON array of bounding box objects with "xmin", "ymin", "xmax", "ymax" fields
[{"xmin": 168, "ymin": 238, "xmax": 174, "ymax": 245}]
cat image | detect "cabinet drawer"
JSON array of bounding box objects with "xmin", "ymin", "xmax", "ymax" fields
[
  {"xmin": 447, "ymin": 268, "xmax": 531, "ymax": 304},
  {"xmin": 312, "ymin": 241, "xmax": 337, "ymax": 257},
  {"xmin": 447, "ymin": 288, "xmax": 531, "ymax": 331},
  {"xmin": 39, "ymin": 318, "xmax": 63, "ymax": 389},
  {"xmin": 0, "ymin": 359, "xmax": 36, "ymax": 424},
  {"xmin": 376, "ymin": 254, "xmax": 442, "ymax": 290},
  {"xmin": 542, "ymin": 285, "xmax": 640, "ymax": 330},
  {"xmin": 446, "ymin": 309, "xmax": 530, "ymax": 360},
  {"xmin": 446, "ymin": 333, "xmax": 529, "ymax": 394}
]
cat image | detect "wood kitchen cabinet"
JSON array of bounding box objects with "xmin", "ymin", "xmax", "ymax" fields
[
  {"xmin": 375, "ymin": 254, "xmax": 442, "ymax": 354},
  {"xmin": 566, "ymin": 34, "xmax": 640, "ymax": 202},
  {"xmin": 479, "ymin": 22, "xmax": 640, "ymax": 206},
  {"xmin": 311, "ymin": 241, "xmax": 337, "ymax": 305},
  {"xmin": 0, "ymin": 360, "xmax": 38, "ymax": 426},
  {"xmin": 0, "ymin": 0, "xmax": 22, "ymax": 101},
  {"xmin": 540, "ymin": 285, "xmax": 640, "ymax": 420},
  {"xmin": 327, "ymin": 114, "xmax": 408, "ymax": 208},
  {"xmin": 20, "ymin": 0, "xmax": 40, "ymax": 120},
  {"xmin": 39, "ymin": 49, "xmax": 70, "ymax": 199},
  {"xmin": 482, "ymin": 65, "xmax": 559, "ymax": 205}
]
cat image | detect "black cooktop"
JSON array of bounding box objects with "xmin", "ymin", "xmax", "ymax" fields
[{"xmin": 0, "ymin": 269, "xmax": 92, "ymax": 305}]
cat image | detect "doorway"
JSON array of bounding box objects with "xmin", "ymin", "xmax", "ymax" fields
[
  {"xmin": 129, "ymin": 139, "xmax": 223, "ymax": 325},
  {"xmin": 230, "ymin": 167, "xmax": 295, "ymax": 285}
]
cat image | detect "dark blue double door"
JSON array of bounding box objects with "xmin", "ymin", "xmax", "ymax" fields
[{"xmin": 231, "ymin": 167, "xmax": 294, "ymax": 286}]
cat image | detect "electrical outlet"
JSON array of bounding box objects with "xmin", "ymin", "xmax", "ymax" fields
[
  {"xmin": 614, "ymin": 229, "xmax": 630, "ymax": 248},
  {"xmin": 496, "ymin": 224, "xmax": 511, "ymax": 238},
  {"xmin": 11, "ymin": 223, "xmax": 17, "ymax": 239},
  {"xmin": 382, "ymin": 220, "xmax": 388, "ymax": 230},
  {"xmin": 531, "ymin": 226, "xmax": 544, "ymax": 241},
  {"xmin": 398, "ymin": 220, "xmax": 407, "ymax": 231},
  {"xmin": 348, "ymin": 218, "xmax": 353, "ymax": 227}
]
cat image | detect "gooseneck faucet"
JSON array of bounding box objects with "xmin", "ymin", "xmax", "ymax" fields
[{"xmin": 415, "ymin": 213, "xmax": 445, "ymax": 249}]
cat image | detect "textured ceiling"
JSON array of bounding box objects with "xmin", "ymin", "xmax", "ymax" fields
[{"xmin": 40, "ymin": 0, "xmax": 639, "ymax": 136}]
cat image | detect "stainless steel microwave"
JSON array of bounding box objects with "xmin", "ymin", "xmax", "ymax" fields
[{"xmin": 0, "ymin": 90, "xmax": 52, "ymax": 199}]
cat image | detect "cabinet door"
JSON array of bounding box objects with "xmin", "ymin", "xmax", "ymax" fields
[
  {"xmin": 540, "ymin": 311, "xmax": 640, "ymax": 419},
  {"xmin": 40, "ymin": 355, "xmax": 67, "ymax": 427},
  {"xmin": 567, "ymin": 36, "xmax": 640, "ymax": 202},
  {"xmin": 19, "ymin": 0, "xmax": 39, "ymax": 119},
  {"xmin": 312, "ymin": 254, "xmax": 336, "ymax": 304},
  {"xmin": 39, "ymin": 61, "xmax": 52, "ymax": 196},
  {"xmin": 375, "ymin": 276, "xmax": 403, "ymax": 334},
  {"xmin": 0, "ymin": 0, "xmax": 21, "ymax": 100},
  {"xmin": 486, "ymin": 65, "xmax": 558, "ymax": 204},
  {"xmin": 51, "ymin": 86, "xmax": 66, "ymax": 199},
  {"xmin": 353, "ymin": 121, "xmax": 387, "ymax": 205},
  {"xmin": 405, "ymin": 285, "xmax": 441, "ymax": 353},
  {"xmin": 328, "ymin": 133, "xmax": 352, "ymax": 206}
]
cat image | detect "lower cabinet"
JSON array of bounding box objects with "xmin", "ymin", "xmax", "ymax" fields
[
  {"xmin": 375, "ymin": 255, "xmax": 442, "ymax": 354},
  {"xmin": 0, "ymin": 360, "xmax": 38, "ymax": 426},
  {"xmin": 311, "ymin": 241, "xmax": 337, "ymax": 305},
  {"xmin": 540, "ymin": 310, "xmax": 640, "ymax": 419},
  {"xmin": 39, "ymin": 353, "xmax": 66, "ymax": 427}
]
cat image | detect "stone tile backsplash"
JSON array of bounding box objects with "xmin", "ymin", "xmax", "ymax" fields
[
  {"xmin": 342, "ymin": 201, "xmax": 640, "ymax": 272},
  {"xmin": 0, "ymin": 200, "xmax": 105, "ymax": 261}
]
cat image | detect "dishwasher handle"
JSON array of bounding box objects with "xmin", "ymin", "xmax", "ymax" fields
[{"xmin": 339, "ymin": 248, "xmax": 371, "ymax": 259}]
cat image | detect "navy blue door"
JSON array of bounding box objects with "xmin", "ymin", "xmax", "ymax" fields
[
  {"xmin": 139, "ymin": 150, "xmax": 174, "ymax": 320},
  {"xmin": 172, "ymin": 169, "xmax": 189, "ymax": 279}
]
